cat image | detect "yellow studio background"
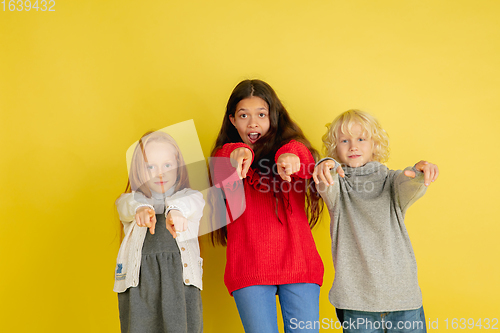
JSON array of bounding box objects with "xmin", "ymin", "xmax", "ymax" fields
[{"xmin": 0, "ymin": 0, "xmax": 498, "ymax": 332}]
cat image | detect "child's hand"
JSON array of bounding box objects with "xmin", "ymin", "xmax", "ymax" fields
[
  {"xmin": 230, "ymin": 147, "xmax": 252, "ymax": 179},
  {"xmin": 136, "ymin": 206, "xmax": 157, "ymax": 235},
  {"xmin": 276, "ymin": 153, "xmax": 301, "ymax": 182},
  {"xmin": 404, "ymin": 160, "xmax": 439, "ymax": 186},
  {"xmin": 167, "ymin": 210, "xmax": 188, "ymax": 239},
  {"xmin": 313, "ymin": 159, "xmax": 345, "ymax": 185}
]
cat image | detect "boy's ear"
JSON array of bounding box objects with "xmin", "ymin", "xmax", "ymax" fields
[{"xmin": 229, "ymin": 115, "xmax": 236, "ymax": 127}]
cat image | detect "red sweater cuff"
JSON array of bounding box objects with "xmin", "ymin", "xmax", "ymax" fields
[
  {"xmin": 216, "ymin": 143, "xmax": 254, "ymax": 159},
  {"xmin": 212, "ymin": 143, "xmax": 255, "ymax": 189}
]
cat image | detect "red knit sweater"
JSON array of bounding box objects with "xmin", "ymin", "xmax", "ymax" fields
[{"xmin": 213, "ymin": 140, "xmax": 324, "ymax": 295}]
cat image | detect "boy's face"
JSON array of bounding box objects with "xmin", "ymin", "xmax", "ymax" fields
[{"xmin": 336, "ymin": 123, "xmax": 374, "ymax": 167}]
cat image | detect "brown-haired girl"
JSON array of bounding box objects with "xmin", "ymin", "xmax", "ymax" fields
[{"xmin": 210, "ymin": 79, "xmax": 324, "ymax": 333}]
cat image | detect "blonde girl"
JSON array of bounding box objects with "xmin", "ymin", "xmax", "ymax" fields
[{"xmin": 114, "ymin": 131, "xmax": 204, "ymax": 333}]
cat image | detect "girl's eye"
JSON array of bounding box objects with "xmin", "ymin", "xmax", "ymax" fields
[
  {"xmin": 240, "ymin": 114, "xmax": 247, "ymax": 119},
  {"xmin": 164, "ymin": 163, "xmax": 172, "ymax": 168},
  {"xmin": 147, "ymin": 165, "xmax": 155, "ymax": 170},
  {"xmin": 358, "ymin": 138, "xmax": 365, "ymax": 141},
  {"xmin": 341, "ymin": 139, "xmax": 348, "ymax": 143},
  {"xmin": 259, "ymin": 113, "xmax": 267, "ymax": 118}
]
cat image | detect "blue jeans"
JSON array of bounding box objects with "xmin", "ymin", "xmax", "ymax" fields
[
  {"xmin": 337, "ymin": 307, "xmax": 427, "ymax": 333},
  {"xmin": 232, "ymin": 283, "xmax": 321, "ymax": 333}
]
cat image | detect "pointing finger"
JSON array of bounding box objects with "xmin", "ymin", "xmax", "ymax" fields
[
  {"xmin": 282, "ymin": 163, "xmax": 293, "ymax": 182},
  {"xmin": 313, "ymin": 168, "xmax": 320, "ymax": 184},
  {"xmin": 278, "ymin": 165, "xmax": 291, "ymax": 182},
  {"xmin": 149, "ymin": 214, "xmax": 157, "ymax": 234},
  {"xmin": 337, "ymin": 165, "xmax": 345, "ymax": 178},
  {"xmin": 433, "ymin": 168, "xmax": 439, "ymax": 182},
  {"xmin": 242, "ymin": 158, "xmax": 251, "ymax": 178},
  {"xmin": 166, "ymin": 221, "xmax": 177, "ymax": 238},
  {"xmin": 424, "ymin": 168, "xmax": 432, "ymax": 186}
]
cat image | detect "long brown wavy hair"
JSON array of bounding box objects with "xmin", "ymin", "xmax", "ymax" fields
[{"xmin": 209, "ymin": 79, "xmax": 323, "ymax": 246}]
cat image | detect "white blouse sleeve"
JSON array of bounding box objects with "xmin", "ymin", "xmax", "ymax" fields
[
  {"xmin": 165, "ymin": 188, "xmax": 205, "ymax": 241},
  {"xmin": 115, "ymin": 192, "xmax": 154, "ymax": 223}
]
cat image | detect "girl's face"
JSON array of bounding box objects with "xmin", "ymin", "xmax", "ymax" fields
[
  {"xmin": 143, "ymin": 141, "xmax": 178, "ymax": 193},
  {"xmin": 229, "ymin": 96, "xmax": 270, "ymax": 149},
  {"xmin": 336, "ymin": 123, "xmax": 374, "ymax": 168}
]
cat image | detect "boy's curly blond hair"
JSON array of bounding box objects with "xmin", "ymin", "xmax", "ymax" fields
[{"xmin": 322, "ymin": 109, "xmax": 390, "ymax": 163}]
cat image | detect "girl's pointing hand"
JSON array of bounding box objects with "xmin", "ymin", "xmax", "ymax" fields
[
  {"xmin": 277, "ymin": 153, "xmax": 300, "ymax": 182},
  {"xmin": 167, "ymin": 209, "xmax": 188, "ymax": 239},
  {"xmin": 136, "ymin": 206, "xmax": 157, "ymax": 235},
  {"xmin": 230, "ymin": 147, "xmax": 252, "ymax": 179}
]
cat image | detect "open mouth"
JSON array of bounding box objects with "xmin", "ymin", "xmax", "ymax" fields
[{"xmin": 248, "ymin": 132, "xmax": 261, "ymax": 144}]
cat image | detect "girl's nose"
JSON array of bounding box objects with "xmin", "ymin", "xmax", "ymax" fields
[
  {"xmin": 151, "ymin": 169, "xmax": 162, "ymax": 178},
  {"xmin": 248, "ymin": 119, "xmax": 258, "ymax": 128}
]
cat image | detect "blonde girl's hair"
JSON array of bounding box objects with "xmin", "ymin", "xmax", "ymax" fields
[
  {"xmin": 124, "ymin": 131, "xmax": 190, "ymax": 197},
  {"xmin": 322, "ymin": 109, "xmax": 390, "ymax": 163}
]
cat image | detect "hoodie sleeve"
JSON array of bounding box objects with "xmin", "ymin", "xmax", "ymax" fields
[{"xmin": 393, "ymin": 166, "xmax": 427, "ymax": 214}]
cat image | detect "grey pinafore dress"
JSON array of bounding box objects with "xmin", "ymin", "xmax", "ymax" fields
[{"xmin": 118, "ymin": 213, "xmax": 203, "ymax": 333}]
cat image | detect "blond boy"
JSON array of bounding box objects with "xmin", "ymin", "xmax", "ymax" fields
[{"xmin": 314, "ymin": 110, "xmax": 438, "ymax": 333}]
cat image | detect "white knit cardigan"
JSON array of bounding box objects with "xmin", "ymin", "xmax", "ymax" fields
[{"xmin": 113, "ymin": 188, "xmax": 204, "ymax": 293}]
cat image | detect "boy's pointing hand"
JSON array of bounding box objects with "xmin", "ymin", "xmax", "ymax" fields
[
  {"xmin": 313, "ymin": 159, "xmax": 345, "ymax": 186},
  {"xmin": 404, "ymin": 160, "xmax": 439, "ymax": 186}
]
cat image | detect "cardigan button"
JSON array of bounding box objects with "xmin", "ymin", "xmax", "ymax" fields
[
  {"xmin": 181, "ymin": 247, "xmax": 186, "ymax": 251},
  {"xmin": 184, "ymin": 263, "xmax": 188, "ymax": 267},
  {"xmin": 185, "ymin": 279, "xmax": 190, "ymax": 283}
]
